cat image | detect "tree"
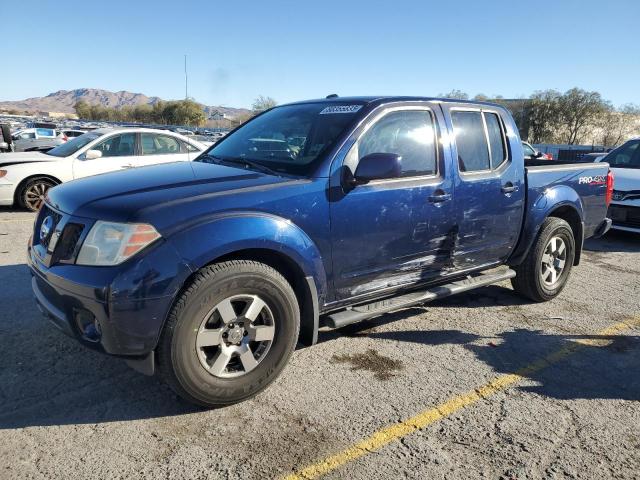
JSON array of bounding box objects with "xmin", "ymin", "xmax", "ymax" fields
[
  {"xmin": 252, "ymin": 95, "xmax": 277, "ymax": 113},
  {"xmin": 74, "ymin": 100, "xmax": 91, "ymax": 119},
  {"xmin": 438, "ymin": 89, "xmax": 469, "ymax": 100},
  {"xmin": 556, "ymin": 88, "xmax": 608, "ymax": 145},
  {"xmin": 596, "ymin": 103, "xmax": 640, "ymax": 147},
  {"xmin": 527, "ymin": 90, "xmax": 562, "ymax": 144}
]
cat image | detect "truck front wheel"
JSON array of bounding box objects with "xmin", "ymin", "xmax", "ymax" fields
[
  {"xmin": 157, "ymin": 260, "xmax": 300, "ymax": 407},
  {"xmin": 511, "ymin": 217, "xmax": 575, "ymax": 302}
]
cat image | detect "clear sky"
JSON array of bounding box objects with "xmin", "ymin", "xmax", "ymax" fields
[{"xmin": 3, "ymin": 0, "xmax": 639, "ymax": 108}]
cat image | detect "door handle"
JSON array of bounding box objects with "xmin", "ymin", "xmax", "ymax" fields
[
  {"xmin": 428, "ymin": 193, "xmax": 452, "ymax": 203},
  {"xmin": 121, "ymin": 163, "xmax": 135, "ymax": 169},
  {"xmin": 501, "ymin": 183, "xmax": 519, "ymax": 194}
]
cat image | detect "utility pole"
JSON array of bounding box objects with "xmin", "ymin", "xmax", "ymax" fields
[{"xmin": 184, "ymin": 54, "xmax": 188, "ymax": 100}]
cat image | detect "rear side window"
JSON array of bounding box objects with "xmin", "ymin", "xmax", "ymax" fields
[
  {"xmin": 484, "ymin": 113, "xmax": 506, "ymax": 168},
  {"xmin": 451, "ymin": 110, "xmax": 508, "ymax": 172},
  {"xmin": 355, "ymin": 110, "xmax": 438, "ymax": 177},
  {"xmin": 451, "ymin": 111, "xmax": 490, "ymax": 172}
]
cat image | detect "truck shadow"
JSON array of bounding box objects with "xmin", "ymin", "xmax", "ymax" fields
[
  {"xmin": 2, "ymin": 260, "xmax": 638, "ymax": 430},
  {"xmin": 335, "ymin": 312, "xmax": 640, "ymax": 402},
  {"xmin": 0, "ymin": 264, "xmax": 200, "ymax": 430},
  {"xmin": 584, "ymin": 229, "xmax": 640, "ymax": 253}
]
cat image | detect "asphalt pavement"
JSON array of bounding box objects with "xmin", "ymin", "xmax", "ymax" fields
[{"xmin": 1, "ymin": 208, "xmax": 639, "ymax": 479}]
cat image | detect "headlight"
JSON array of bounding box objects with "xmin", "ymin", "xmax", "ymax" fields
[{"xmin": 76, "ymin": 221, "xmax": 161, "ymax": 266}]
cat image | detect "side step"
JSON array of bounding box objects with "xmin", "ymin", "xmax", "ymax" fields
[{"xmin": 325, "ymin": 269, "xmax": 516, "ymax": 328}]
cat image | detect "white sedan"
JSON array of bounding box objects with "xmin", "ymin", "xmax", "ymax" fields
[{"xmin": 0, "ymin": 128, "xmax": 206, "ymax": 211}]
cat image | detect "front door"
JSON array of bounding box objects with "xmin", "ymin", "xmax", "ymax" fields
[
  {"xmin": 73, "ymin": 132, "xmax": 138, "ymax": 179},
  {"xmin": 442, "ymin": 105, "xmax": 525, "ymax": 269},
  {"xmin": 330, "ymin": 105, "xmax": 455, "ymax": 301}
]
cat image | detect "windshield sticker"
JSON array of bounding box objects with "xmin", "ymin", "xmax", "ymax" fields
[{"xmin": 319, "ymin": 105, "xmax": 363, "ymax": 115}]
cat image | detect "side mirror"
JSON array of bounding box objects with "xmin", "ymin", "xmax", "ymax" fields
[
  {"xmin": 84, "ymin": 149, "xmax": 102, "ymax": 160},
  {"xmin": 533, "ymin": 151, "xmax": 543, "ymax": 159},
  {"xmin": 353, "ymin": 153, "xmax": 402, "ymax": 185}
]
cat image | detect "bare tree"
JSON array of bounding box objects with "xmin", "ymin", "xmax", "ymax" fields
[
  {"xmin": 438, "ymin": 89, "xmax": 469, "ymax": 100},
  {"xmin": 252, "ymin": 95, "xmax": 277, "ymax": 113},
  {"xmin": 596, "ymin": 103, "xmax": 640, "ymax": 147},
  {"xmin": 557, "ymin": 88, "xmax": 608, "ymax": 145}
]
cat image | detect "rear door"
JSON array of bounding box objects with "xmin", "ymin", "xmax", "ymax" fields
[
  {"xmin": 72, "ymin": 132, "xmax": 138, "ymax": 179},
  {"xmin": 136, "ymin": 132, "xmax": 190, "ymax": 167},
  {"xmin": 441, "ymin": 104, "xmax": 525, "ymax": 270},
  {"xmin": 330, "ymin": 103, "xmax": 455, "ymax": 300}
]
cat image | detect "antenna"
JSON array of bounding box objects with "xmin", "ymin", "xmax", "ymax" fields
[{"xmin": 184, "ymin": 55, "xmax": 188, "ymax": 100}]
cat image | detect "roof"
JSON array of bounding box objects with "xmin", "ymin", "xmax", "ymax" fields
[{"xmin": 282, "ymin": 95, "xmax": 506, "ymax": 110}]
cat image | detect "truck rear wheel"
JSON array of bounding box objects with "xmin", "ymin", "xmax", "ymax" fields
[
  {"xmin": 511, "ymin": 217, "xmax": 575, "ymax": 302},
  {"xmin": 157, "ymin": 260, "xmax": 300, "ymax": 407}
]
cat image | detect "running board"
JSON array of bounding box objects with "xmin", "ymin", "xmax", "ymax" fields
[{"xmin": 325, "ymin": 269, "xmax": 516, "ymax": 329}]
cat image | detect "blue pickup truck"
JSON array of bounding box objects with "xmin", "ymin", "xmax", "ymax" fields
[{"xmin": 28, "ymin": 96, "xmax": 613, "ymax": 406}]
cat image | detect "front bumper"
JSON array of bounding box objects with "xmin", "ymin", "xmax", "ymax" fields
[
  {"xmin": 29, "ymin": 247, "xmax": 178, "ymax": 356},
  {"xmin": 608, "ymin": 203, "xmax": 640, "ymax": 234},
  {"xmin": 27, "ymin": 204, "xmax": 193, "ymax": 358}
]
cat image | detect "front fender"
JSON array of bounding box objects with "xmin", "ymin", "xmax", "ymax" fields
[
  {"xmin": 509, "ymin": 185, "xmax": 584, "ymax": 266},
  {"xmin": 168, "ymin": 211, "xmax": 328, "ymax": 301}
]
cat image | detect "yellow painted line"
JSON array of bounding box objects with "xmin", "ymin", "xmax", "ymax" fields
[
  {"xmin": 284, "ymin": 317, "xmax": 640, "ymax": 480},
  {"xmin": 0, "ymin": 218, "xmax": 33, "ymax": 223}
]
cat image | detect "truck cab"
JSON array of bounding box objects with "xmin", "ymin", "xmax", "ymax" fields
[{"xmin": 28, "ymin": 96, "xmax": 612, "ymax": 407}]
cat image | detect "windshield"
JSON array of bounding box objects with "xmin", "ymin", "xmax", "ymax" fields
[
  {"xmin": 46, "ymin": 132, "xmax": 101, "ymax": 157},
  {"xmin": 604, "ymin": 140, "xmax": 640, "ymax": 169},
  {"xmin": 198, "ymin": 102, "xmax": 364, "ymax": 175}
]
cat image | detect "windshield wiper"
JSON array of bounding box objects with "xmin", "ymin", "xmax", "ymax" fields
[{"xmin": 204, "ymin": 155, "xmax": 281, "ymax": 177}]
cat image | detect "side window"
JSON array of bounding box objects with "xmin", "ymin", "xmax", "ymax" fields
[
  {"xmin": 607, "ymin": 141, "xmax": 640, "ymax": 168},
  {"xmin": 20, "ymin": 132, "xmax": 36, "ymax": 140},
  {"xmin": 354, "ymin": 110, "xmax": 437, "ymax": 177},
  {"xmin": 451, "ymin": 111, "xmax": 490, "ymax": 172},
  {"xmin": 141, "ymin": 134, "xmax": 181, "ymax": 155},
  {"xmin": 180, "ymin": 140, "xmax": 200, "ymax": 152},
  {"xmin": 484, "ymin": 113, "xmax": 506, "ymax": 168},
  {"xmin": 93, "ymin": 133, "xmax": 136, "ymax": 158},
  {"xmin": 522, "ymin": 143, "xmax": 535, "ymax": 157}
]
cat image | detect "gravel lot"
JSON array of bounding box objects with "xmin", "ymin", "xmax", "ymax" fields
[{"xmin": 1, "ymin": 208, "xmax": 639, "ymax": 480}]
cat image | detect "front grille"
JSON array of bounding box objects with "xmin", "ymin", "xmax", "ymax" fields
[
  {"xmin": 608, "ymin": 205, "xmax": 640, "ymax": 228},
  {"xmin": 54, "ymin": 223, "xmax": 84, "ymax": 262},
  {"xmin": 32, "ymin": 204, "xmax": 87, "ymax": 265},
  {"xmin": 35, "ymin": 205, "xmax": 62, "ymax": 248}
]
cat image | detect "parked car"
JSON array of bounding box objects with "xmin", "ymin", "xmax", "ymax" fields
[
  {"xmin": 11, "ymin": 127, "xmax": 64, "ymax": 152},
  {"xmin": 596, "ymin": 138, "xmax": 640, "ymax": 233},
  {"xmin": 0, "ymin": 128, "xmax": 205, "ymax": 210},
  {"xmin": 60, "ymin": 129, "xmax": 87, "ymax": 139},
  {"xmin": 580, "ymin": 152, "xmax": 607, "ymax": 163},
  {"xmin": 0, "ymin": 124, "xmax": 12, "ymax": 152},
  {"xmin": 522, "ymin": 141, "xmax": 552, "ymax": 160},
  {"xmin": 28, "ymin": 96, "xmax": 612, "ymax": 407}
]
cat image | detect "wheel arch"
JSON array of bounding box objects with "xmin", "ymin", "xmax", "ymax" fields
[
  {"xmin": 509, "ymin": 187, "xmax": 585, "ymax": 267},
  {"xmin": 13, "ymin": 174, "xmax": 62, "ymax": 206},
  {"xmin": 547, "ymin": 204, "xmax": 583, "ymax": 266},
  {"xmin": 166, "ymin": 213, "xmax": 326, "ymax": 347}
]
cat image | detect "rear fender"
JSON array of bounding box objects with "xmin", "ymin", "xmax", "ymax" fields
[{"xmin": 508, "ymin": 186, "xmax": 584, "ymax": 266}]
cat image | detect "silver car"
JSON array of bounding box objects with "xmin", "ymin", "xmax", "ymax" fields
[{"xmin": 11, "ymin": 127, "xmax": 64, "ymax": 152}]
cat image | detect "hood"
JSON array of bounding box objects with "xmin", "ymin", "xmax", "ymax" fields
[
  {"xmin": 47, "ymin": 161, "xmax": 301, "ymax": 225},
  {"xmin": 0, "ymin": 151, "xmax": 53, "ymax": 167},
  {"xmin": 610, "ymin": 167, "xmax": 640, "ymax": 192}
]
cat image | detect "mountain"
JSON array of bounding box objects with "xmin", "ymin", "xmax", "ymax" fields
[{"xmin": 0, "ymin": 88, "xmax": 250, "ymax": 119}]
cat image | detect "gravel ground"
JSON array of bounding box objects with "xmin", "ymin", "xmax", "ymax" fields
[{"xmin": 0, "ymin": 208, "xmax": 639, "ymax": 480}]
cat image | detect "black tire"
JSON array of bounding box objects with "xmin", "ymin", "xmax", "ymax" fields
[
  {"xmin": 157, "ymin": 260, "xmax": 300, "ymax": 407},
  {"xmin": 19, "ymin": 177, "xmax": 57, "ymax": 211},
  {"xmin": 511, "ymin": 217, "xmax": 575, "ymax": 302}
]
